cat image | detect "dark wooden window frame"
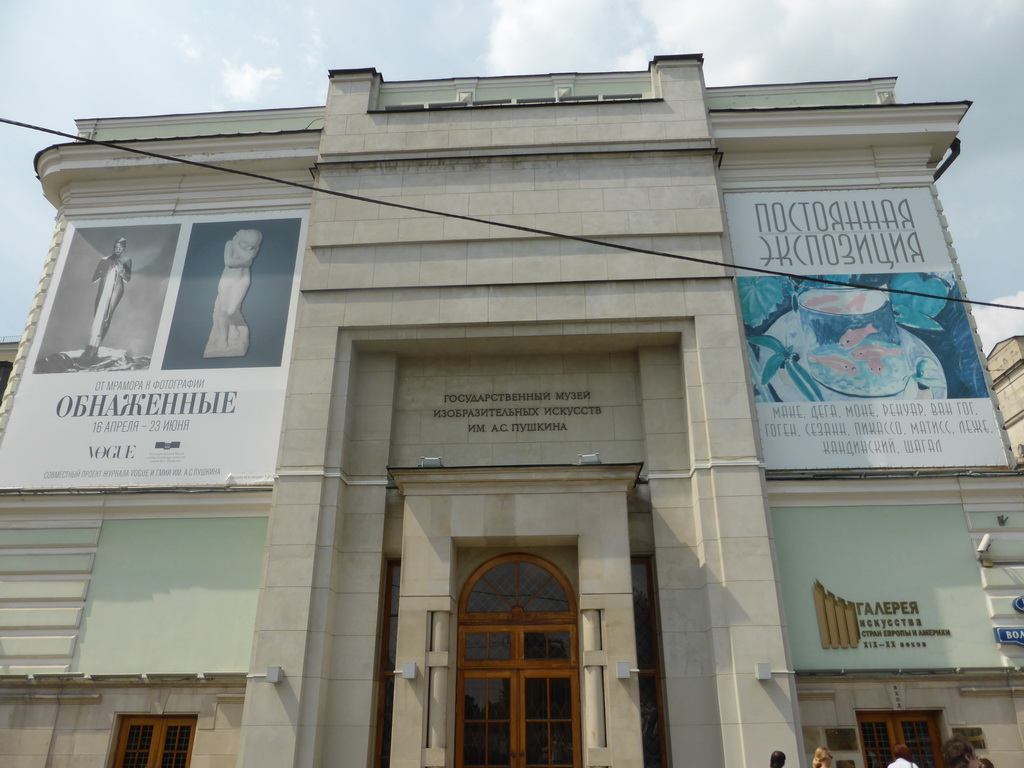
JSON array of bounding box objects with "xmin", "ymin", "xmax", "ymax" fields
[
  {"xmin": 112, "ymin": 715, "xmax": 197, "ymax": 768},
  {"xmin": 632, "ymin": 556, "xmax": 668, "ymax": 768},
  {"xmin": 374, "ymin": 560, "xmax": 402, "ymax": 768}
]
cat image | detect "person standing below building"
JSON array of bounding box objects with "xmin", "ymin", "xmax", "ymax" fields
[
  {"xmin": 812, "ymin": 747, "xmax": 833, "ymax": 768},
  {"xmin": 942, "ymin": 737, "xmax": 983, "ymax": 768},
  {"xmin": 81, "ymin": 236, "xmax": 130, "ymax": 364},
  {"xmin": 770, "ymin": 750, "xmax": 786, "ymax": 768},
  {"xmin": 888, "ymin": 744, "xmax": 920, "ymax": 768}
]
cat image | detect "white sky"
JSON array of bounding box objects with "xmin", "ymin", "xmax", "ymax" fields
[{"xmin": 2, "ymin": 0, "xmax": 1022, "ymax": 350}]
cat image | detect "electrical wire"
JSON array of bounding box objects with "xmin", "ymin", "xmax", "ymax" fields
[{"xmin": 2, "ymin": 115, "xmax": 1022, "ymax": 313}]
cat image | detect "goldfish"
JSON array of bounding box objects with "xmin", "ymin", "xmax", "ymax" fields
[
  {"xmin": 844, "ymin": 292, "xmax": 868, "ymax": 313},
  {"xmin": 809, "ymin": 354, "xmax": 858, "ymax": 374},
  {"xmin": 838, "ymin": 324, "xmax": 878, "ymax": 348},
  {"xmin": 849, "ymin": 344, "xmax": 901, "ymax": 361},
  {"xmin": 802, "ymin": 293, "xmax": 841, "ymax": 309}
]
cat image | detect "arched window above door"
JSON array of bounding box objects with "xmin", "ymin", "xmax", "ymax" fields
[{"xmin": 461, "ymin": 555, "xmax": 575, "ymax": 618}]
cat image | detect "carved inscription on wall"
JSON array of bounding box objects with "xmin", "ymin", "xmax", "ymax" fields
[
  {"xmin": 390, "ymin": 352, "xmax": 647, "ymax": 466},
  {"xmin": 433, "ymin": 390, "xmax": 603, "ymax": 433}
]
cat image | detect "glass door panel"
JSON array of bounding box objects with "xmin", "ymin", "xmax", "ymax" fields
[
  {"xmin": 462, "ymin": 675, "xmax": 512, "ymax": 768},
  {"xmin": 524, "ymin": 675, "xmax": 575, "ymax": 768}
]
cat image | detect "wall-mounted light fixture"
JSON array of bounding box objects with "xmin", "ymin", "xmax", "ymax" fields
[
  {"xmin": 420, "ymin": 457, "xmax": 443, "ymax": 467},
  {"xmin": 396, "ymin": 662, "xmax": 418, "ymax": 680},
  {"xmin": 578, "ymin": 453, "xmax": 601, "ymax": 465},
  {"xmin": 615, "ymin": 661, "xmax": 638, "ymax": 679},
  {"xmin": 977, "ymin": 533, "xmax": 994, "ymax": 567},
  {"xmin": 247, "ymin": 666, "xmax": 283, "ymax": 684}
]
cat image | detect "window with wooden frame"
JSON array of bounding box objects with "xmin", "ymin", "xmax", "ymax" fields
[
  {"xmin": 112, "ymin": 715, "xmax": 197, "ymax": 768},
  {"xmin": 631, "ymin": 557, "xmax": 667, "ymax": 768},
  {"xmin": 375, "ymin": 560, "xmax": 402, "ymax": 768}
]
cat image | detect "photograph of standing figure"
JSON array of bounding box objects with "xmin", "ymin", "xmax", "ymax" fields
[
  {"xmin": 80, "ymin": 236, "xmax": 131, "ymax": 364},
  {"xmin": 32, "ymin": 223, "xmax": 179, "ymax": 374}
]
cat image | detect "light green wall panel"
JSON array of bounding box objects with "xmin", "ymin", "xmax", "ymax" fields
[
  {"xmin": 0, "ymin": 607, "xmax": 81, "ymax": 628},
  {"xmin": 0, "ymin": 581, "xmax": 88, "ymax": 601},
  {"xmin": 0, "ymin": 635, "xmax": 76, "ymax": 657},
  {"xmin": 0, "ymin": 554, "xmax": 93, "ymax": 573},
  {"xmin": 0, "ymin": 528, "xmax": 99, "ymax": 547},
  {"xmin": 73, "ymin": 517, "xmax": 267, "ymax": 673},
  {"xmin": 3, "ymin": 664, "xmax": 71, "ymax": 674},
  {"xmin": 772, "ymin": 505, "xmax": 1001, "ymax": 670}
]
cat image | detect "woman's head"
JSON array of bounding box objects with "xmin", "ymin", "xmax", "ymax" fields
[
  {"xmin": 893, "ymin": 744, "xmax": 912, "ymax": 761},
  {"xmin": 812, "ymin": 747, "xmax": 833, "ymax": 768},
  {"xmin": 942, "ymin": 737, "xmax": 981, "ymax": 768},
  {"xmin": 770, "ymin": 750, "xmax": 786, "ymax": 768}
]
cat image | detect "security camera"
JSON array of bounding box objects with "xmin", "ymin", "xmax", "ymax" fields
[{"xmin": 977, "ymin": 534, "xmax": 992, "ymax": 554}]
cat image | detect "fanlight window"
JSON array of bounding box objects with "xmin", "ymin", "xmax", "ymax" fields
[{"xmin": 465, "ymin": 558, "xmax": 571, "ymax": 614}]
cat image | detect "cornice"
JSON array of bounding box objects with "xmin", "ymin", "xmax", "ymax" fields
[
  {"xmin": 74, "ymin": 105, "xmax": 324, "ymax": 140},
  {"xmin": 388, "ymin": 463, "xmax": 643, "ymax": 496},
  {"xmin": 711, "ymin": 102, "xmax": 968, "ymax": 164},
  {"xmin": 0, "ymin": 487, "xmax": 270, "ymax": 519},
  {"xmin": 767, "ymin": 471, "xmax": 1024, "ymax": 507},
  {"xmin": 35, "ymin": 131, "xmax": 321, "ymax": 208},
  {"xmin": 317, "ymin": 139, "xmax": 715, "ymax": 167}
]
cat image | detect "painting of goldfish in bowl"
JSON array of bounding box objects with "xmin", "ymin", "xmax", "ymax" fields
[{"xmin": 739, "ymin": 272, "xmax": 987, "ymax": 403}]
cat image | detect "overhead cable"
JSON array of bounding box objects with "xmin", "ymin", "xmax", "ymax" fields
[{"xmin": 2, "ymin": 116, "xmax": 1021, "ymax": 313}]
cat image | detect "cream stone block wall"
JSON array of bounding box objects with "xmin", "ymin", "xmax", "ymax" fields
[
  {"xmin": 254, "ymin": 49, "xmax": 803, "ymax": 768},
  {"xmin": 270, "ymin": 298, "xmax": 790, "ymax": 768},
  {"xmin": 636, "ymin": 319, "xmax": 801, "ymax": 766},
  {"xmin": 307, "ymin": 153, "xmax": 724, "ymax": 287},
  {"xmin": 322, "ymin": 59, "xmax": 710, "ymax": 160},
  {"xmin": 0, "ymin": 682, "xmax": 245, "ymax": 768}
]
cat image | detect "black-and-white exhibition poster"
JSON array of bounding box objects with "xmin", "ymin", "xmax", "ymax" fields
[{"xmin": 0, "ymin": 214, "xmax": 306, "ymax": 488}]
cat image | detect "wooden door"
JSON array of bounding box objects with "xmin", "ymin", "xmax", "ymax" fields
[
  {"xmin": 457, "ymin": 555, "xmax": 580, "ymax": 768},
  {"xmin": 858, "ymin": 711, "xmax": 942, "ymax": 768}
]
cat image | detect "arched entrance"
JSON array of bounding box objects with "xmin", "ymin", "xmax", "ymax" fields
[{"xmin": 457, "ymin": 554, "xmax": 581, "ymax": 768}]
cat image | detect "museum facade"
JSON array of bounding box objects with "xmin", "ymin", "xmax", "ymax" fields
[{"xmin": 2, "ymin": 55, "xmax": 1023, "ymax": 768}]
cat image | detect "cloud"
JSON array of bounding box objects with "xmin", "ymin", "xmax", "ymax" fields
[
  {"xmin": 220, "ymin": 61, "xmax": 283, "ymax": 103},
  {"xmin": 178, "ymin": 34, "xmax": 201, "ymax": 61},
  {"xmin": 304, "ymin": 28, "xmax": 325, "ymax": 71},
  {"xmin": 972, "ymin": 292, "xmax": 1024, "ymax": 353},
  {"xmin": 487, "ymin": 0, "xmax": 651, "ymax": 75}
]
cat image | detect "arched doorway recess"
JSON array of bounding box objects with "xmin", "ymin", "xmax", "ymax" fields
[{"xmin": 456, "ymin": 554, "xmax": 581, "ymax": 768}]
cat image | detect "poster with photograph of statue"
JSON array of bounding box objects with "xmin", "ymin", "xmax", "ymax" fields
[
  {"xmin": 725, "ymin": 188, "xmax": 1007, "ymax": 470},
  {"xmin": 0, "ymin": 213, "xmax": 306, "ymax": 488}
]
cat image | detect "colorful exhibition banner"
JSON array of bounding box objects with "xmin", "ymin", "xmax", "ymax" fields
[
  {"xmin": 772, "ymin": 504, "xmax": 1002, "ymax": 670},
  {"xmin": 0, "ymin": 214, "xmax": 306, "ymax": 488},
  {"xmin": 725, "ymin": 188, "xmax": 1007, "ymax": 470}
]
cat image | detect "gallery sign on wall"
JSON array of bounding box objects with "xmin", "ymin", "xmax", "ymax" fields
[
  {"xmin": 725, "ymin": 187, "xmax": 1007, "ymax": 470},
  {"xmin": 0, "ymin": 213, "xmax": 306, "ymax": 488},
  {"xmin": 772, "ymin": 504, "xmax": 1002, "ymax": 670}
]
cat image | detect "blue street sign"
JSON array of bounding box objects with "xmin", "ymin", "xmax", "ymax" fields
[{"xmin": 994, "ymin": 627, "xmax": 1024, "ymax": 646}]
